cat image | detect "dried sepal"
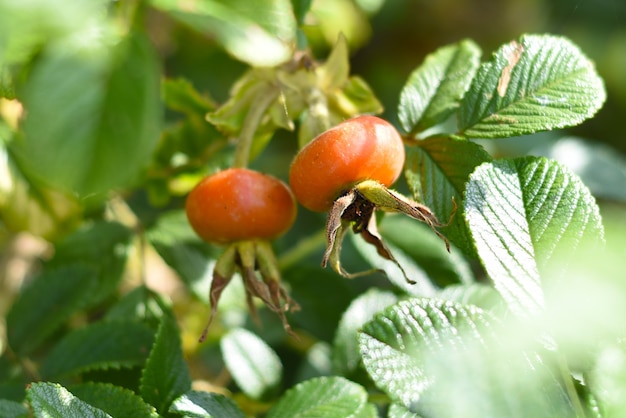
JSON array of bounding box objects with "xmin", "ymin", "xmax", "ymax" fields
[{"xmin": 199, "ymin": 240, "xmax": 298, "ymax": 342}]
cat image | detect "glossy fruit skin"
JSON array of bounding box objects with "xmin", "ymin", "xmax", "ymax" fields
[
  {"xmin": 186, "ymin": 168, "xmax": 297, "ymax": 244},
  {"xmin": 289, "ymin": 115, "xmax": 405, "ymax": 212}
]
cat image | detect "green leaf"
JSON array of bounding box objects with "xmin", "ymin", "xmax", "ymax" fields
[
  {"xmin": 140, "ymin": 315, "xmax": 192, "ymax": 414},
  {"xmin": 104, "ymin": 286, "xmax": 166, "ymax": 325},
  {"xmin": 388, "ymin": 403, "xmax": 423, "ymax": 418},
  {"xmin": 404, "ymin": 136, "xmax": 491, "ymax": 256},
  {"xmin": 266, "ymin": 376, "xmax": 370, "ymax": 418},
  {"xmin": 332, "ymin": 289, "xmax": 398, "ymax": 377},
  {"xmin": 15, "ymin": 31, "xmax": 161, "ymax": 197},
  {"xmin": 464, "ymin": 157, "xmax": 604, "ymax": 317},
  {"xmin": 457, "ymin": 34, "xmax": 606, "ymax": 139},
  {"xmin": 169, "ymin": 391, "xmax": 246, "ymax": 418},
  {"xmin": 6, "ymin": 264, "xmax": 97, "ymax": 355},
  {"xmin": 0, "ymin": 399, "xmax": 29, "ymax": 418},
  {"xmin": 150, "ymin": 0, "xmax": 296, "ymax": 67},
  {"xmin": 530, "ymin": 136, "xmax": 626, "ymax": 202},
  {"xmin": 220, "ymin": 328, "xmax": 282, "ymax": 400},
  {"xmin": 398, "ymin": 39, "xmax": 481, "ymax": 134},
  {"xmin": 70, "ymin": 383, "xmax": 158, "ymax": 418},
  {"xmin": 437, "ymin": 283, "xmax": 505, "ymax": 312},
  {"xmin": 162, "ymin": 78, "xmax": 216, "ymax": 115},
  {"xmin": 41, "ymin": 320, "xmax": 155, "ymax": 379},
  {"xmin": 27, "ymin": 382, "xmax": 111, "ymax": 418},
  {"xmin": 358, "ymin": 298, "xmax": 575, "ymax": 417},
  {"xmin": 590, "ymin": 342, "xmax": 626, "ymax": 418}
]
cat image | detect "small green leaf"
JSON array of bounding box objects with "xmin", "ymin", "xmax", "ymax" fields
[
  {"xmin": 404, "ymin": 136, "xmax": 491, "ymax": 256},
  {"xmin": 140, "ymin": 315, "xmax": 192, "ymax": 414},
  {"xmin": 70, "ymin": 383, "xmax": 157, "ymax": 418},
  {"xmin": 388, "ymin": 402, "xmax": 423, "ymax": 418},
  {"xmin": 329, "ymin": 76, "xmax": 383, "ymax": 117},
  {"xmin": 332, "ymin": 289, "xmax": 398, "ymax": 377},
  {"xmin": 358, "ymin": 298, "xmax": 575, "ymax": 417},
  {"xmin": 27, "ymin": 382, "xmax": 111, "ymax": 418},
  {"xmin": 220, "ymin": 328, "xmax": 282, "ymax": 400},
  {"xmin": 169, "ymin": 391, "xmax": 246, "ymax": 418},
  {"xmin": 16, "ymin": 31, "xmax": 161, "ymax": 197},
  {"xmin": 266, "ymin": 376, "xmax": 370, "ymax": 418},
  {"xmin": 458, "ymin": 34, "xmax": 606, "ymax": 139},
  {"xmin": 6, "ymin": 264, "xmax": 97, "ymax": 355},
  {"xmin": 464, "ymin": 157, "xmax": 604, "ymax": 317},
  {"xmin": 317, "ymin": 33, "xmax": 349, "ymax": 91},
  {"xmin": 398, "ymin": 39, "xmax": 481, "ymax": 134},
  {"xmin": 41, "ymin": 320, "xmax": 155, "ymax": 379},
  {"xmin": 150, "ymin": 0, "xmax": 296, "ymax": 67},
  {"xmin": 162, "ymin": 78, "xmax": 216, "ymax": 115},
  {"xmin": 0, "ymin": 399, "xmax": 29, "ymax": 418}
]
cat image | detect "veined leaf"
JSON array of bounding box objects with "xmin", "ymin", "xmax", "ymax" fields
[
  {"xmin": 398, "ymin": 39, "xmax": 481, "ymax": 134},
  {"xmin": 27, "ymin": 382, "xmax": 111, "ymax": 418},
  {"xmin": 265, "ymin": 376, "xmax": 370, "ymax": 418},
  {"xmin": 169, "ymin": 391, "xmax": 246, "ymax": 418},
  {"xmin": 149, "ymin": 0, "xmax": 296, "ymax": 67},
  {"xmin": 140, "ymin": 315, "xmax": 191, "ymax": 415},
  {"xmin": 404, "ymin": 137, "xmax": 491, "ymax": 256},
  {"xmin": 332, "ymin": 289, "xmax": 398, "ymax": 377},
  {"xmin": 41, "ymin": 320, "xmax": 155, "ymax": 379},
  {"xmin": 464, "ymin": 157, "xmax": 604, "ymax": 317},
  {"xmin": 457, "ymin": 34, "xmax": 605, "ymax": 138},
  {"xmin": 220, "ymin": 328, "xmax": 282, "ymax": 400},
  {"xmin": 70, "ymin": 383, "xmax": 158, "ymax": 418},
  {"xmin": 358, "ymin": 298, "xmax": 575, "ymax": 417}
]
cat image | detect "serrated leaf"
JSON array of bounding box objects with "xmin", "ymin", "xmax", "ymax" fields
[
  {"xmin": 27, "ymin": 382, "xmax": 111, "ymax": 418},
  {"xmin": 398, "ymin": 39, "xmax": 481, "ymax": 134},
  {"xmin": 458, "ymin": 34, "xmax": 606, "ymax": 139},
  {"xmin": 464, "ymin": 157, "xmax": 604, "ymax": 317},
  {"xmin": 332, "ymin": 289, "xmax": 398, "ymax": 377},
  {"xmin": 387, "ymin": 402, "xmax": 423, "ymax": 418},
  {"xmin": 150, "ymin": 0, "xmax": 296, "ymax": 67},
  {"xmin": 6, "ymin": 264, "xmax": 97, "ymax": 355},
  {"xmin": 169, "ymin": 391, "xmax": 246, "ymax": 418},
  {"xmin": 70, "ymin": 383, "xmax": 158, "ymax": 418},
  {"xmin": 220, "ymin": 328, "xmax": 282, "ymax": 400},
  {"xmin": 349, "ymin": 228, "xmax": 436, "ymax": 297},
  {"xmin": 530, "ymin": 136, "xmax": 626, "ymax": 202},
  {"xmin": 15, "ymin": 31, "xmax": 161, "ymax": 197},
  {"xmin": 266, "ymin": 376, "xmax": 369, "ymax": 418},
  {"xmin": 41, "ymin": 320, "xmax": 155, "ymax": 379},
  {"xmin": 404, "ymin": 136, "xmax": 491, "ymax": 256},
  {"xmin": 104, "ymin": 285, "xmax": 165, "ymax": 325},
  {"xmin": 358, "ymin": 298, "xmax": 575, "ymax": 417},
  {"xmin": 140, "ymin": 315, "xmax": 191, "ymax": 414},
  {"xmin": 0, "ymin": 399, "xmax": 29, "ymax": 418},
  {"xmin": 437, "ymin": 283, "xmax": 505, "ymax": 312}
]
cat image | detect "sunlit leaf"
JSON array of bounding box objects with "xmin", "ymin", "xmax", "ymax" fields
[
  {"xmin": 27, "ymin": 382, "xmax": 111, "ymax": 418},
  {"xmin": 266, "ymin": 376, "xmax": 370, "ymax": 418},
  {"xmin": 398, "ymin": 39, "xmax": 481, "ymax": 134},
  {"xmin": 458, "ymin": 34, "xmax": 606, "ymax": 138},
  {"xmin": 170, "ymin": 391, "xmax": 246, "ymax": 418},
  {"xmin": 464, "ymin": 157, "xmax": 604, "ymax": 317}
]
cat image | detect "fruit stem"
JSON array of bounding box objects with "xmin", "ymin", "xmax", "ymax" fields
[{"xmin": 232, "ymin": 86, "xmax": 280, "ymax": 168}]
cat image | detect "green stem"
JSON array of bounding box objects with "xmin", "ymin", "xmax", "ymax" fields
[{"xmin": 232, "ymin": 86, "xmax": 280, "ymax": 168}]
